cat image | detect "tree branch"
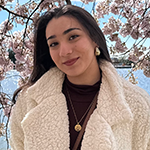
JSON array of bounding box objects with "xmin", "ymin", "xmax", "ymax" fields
[
  {"xmin": 0, "ymin": 5, "xmax": 33, "ymax": 20},
  {"xmin": 22, "ymin": 0, "xmax": 45, "ymax": 49}
]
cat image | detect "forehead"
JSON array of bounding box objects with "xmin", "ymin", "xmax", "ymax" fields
[{"xmin": 46, "ymin": 16, "xmax": 85, "ymax": 36}]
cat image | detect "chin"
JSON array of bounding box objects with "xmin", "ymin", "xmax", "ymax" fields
[
  {"xmin": 64, "ymin": 71, "xmax": 81, "ymax": 77},
  {"xmin": 60, "ymin": 66, "xmax": 83, "ymax": 77}
]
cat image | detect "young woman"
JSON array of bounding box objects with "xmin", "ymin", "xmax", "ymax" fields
[{"xmin": 10, "ymin": 5, "xmax": 150, "ymax": 150}]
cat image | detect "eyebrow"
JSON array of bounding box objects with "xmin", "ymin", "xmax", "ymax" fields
[{"xmin": 47, "ymin": 27, "xmax": 81, "ymax": 41}]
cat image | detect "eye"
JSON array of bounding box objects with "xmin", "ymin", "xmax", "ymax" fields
[
  {"xmin": 50, "ymin": 42, "xmax": 58, "ymax": 47},
  {"xmin": 69, "ymin": 35, "xmax": 79, "ymax": 40}
]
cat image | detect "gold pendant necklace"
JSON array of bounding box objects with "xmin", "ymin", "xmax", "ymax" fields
[
  {"xmin": 66, "ymin": 86, "xmax": 96, "ymax": 132},
  {"xmin": 75, "ymin": 123, "xmax": 82, "ymax": 132}
]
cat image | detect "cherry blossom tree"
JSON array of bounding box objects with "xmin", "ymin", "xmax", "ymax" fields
[
  {"xmin": 95, "ymin": 0, "xmax": 150, "ymax": 77},
  {"xmin": 0, "ymin": 0, "xmax": 150, "ymax": 149}
]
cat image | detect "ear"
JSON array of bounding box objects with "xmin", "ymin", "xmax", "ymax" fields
[{"xmin": 92, "ymin": 41, "xmax": 98, "ymax": 48}]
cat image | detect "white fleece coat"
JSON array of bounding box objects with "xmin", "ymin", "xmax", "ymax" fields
[{"xmin": 10, "ymin": 60, "xmax": 150, "ymax": 150}]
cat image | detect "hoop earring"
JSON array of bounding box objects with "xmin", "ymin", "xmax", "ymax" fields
[{"xmin": 95, "ymin": 47, "xmax": 101, "ymax": 56}]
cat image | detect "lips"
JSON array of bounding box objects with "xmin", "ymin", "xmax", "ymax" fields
[{"xmin": 63, "ymin": 57, "xmax": 79, "ymax": 66}]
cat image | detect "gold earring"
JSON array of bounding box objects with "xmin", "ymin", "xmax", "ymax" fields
[{"xmin": 95, "ymin": 47, "xmax": 101, "ymax": 56}]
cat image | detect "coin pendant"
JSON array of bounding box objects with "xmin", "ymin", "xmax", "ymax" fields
[{"xmin": 75, "ymin": 124, "xmax": 82, "ymax": 132}]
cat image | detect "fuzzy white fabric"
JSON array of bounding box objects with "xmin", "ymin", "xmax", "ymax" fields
[{"xmin": 10, "ymin": 60, "xmax": 150, "ymax": 150}]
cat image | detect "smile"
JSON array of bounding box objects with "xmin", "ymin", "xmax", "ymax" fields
[{"xmin": 63, "ymin": 57, "xmax": 79, "ymax": 66}]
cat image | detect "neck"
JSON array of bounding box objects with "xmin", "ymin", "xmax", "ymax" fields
[{"xmin": 67, "ymin": 63, "xmax": 101, "ymax": 86}]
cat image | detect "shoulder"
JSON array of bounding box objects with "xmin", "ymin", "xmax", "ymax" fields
[
  {"xmin": 13, "ymin": 87, "xmax": 28, "ymax": 111},
  {"xmin": 121, "ymin": 77, "xmax": 150, "ymax": 132},
  {"xmin": 27, "ymin": 67, "xmax": 64, "ymax": 94},
  {"xmin": 26, "ymin": 67, "xmax": 65, "ymax": 103},
  {"xmin": 100, "ymin": 60, "xmax": 150, "ymax": 144},
  {"xmin": 14, "ymin": 67, "xmax": 65, "ymax": 108},
  {"xmin": 121, "ymin": 77, "xmax": 150, "ymax": 110},
  {"xmin": 100, "ymin": 59, "xmax": 150, "ymax": 122},
  {"xmin": 10, "ymin": 87, "xmax": 29, "ymax": 127},
  {"xmin": 100, "ymin": 60, "xmax": 150, "ymax": 110},
  {"xmin": 120, "ymin": 78, "xmax": 150, "ymax": 147}
]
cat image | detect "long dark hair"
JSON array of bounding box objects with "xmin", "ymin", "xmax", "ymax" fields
[{"xmin": 12, "ymin": 5, "xmax": 112, "ymax": 103}]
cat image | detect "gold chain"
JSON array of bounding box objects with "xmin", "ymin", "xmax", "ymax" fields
[{"xmin": 66, "ymin": 86, "xmax": 97, "ymax": 132}]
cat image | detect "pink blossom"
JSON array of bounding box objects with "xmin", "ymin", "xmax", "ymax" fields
[
  {"xmin": 23, "ymin": 56, "xmax": 33, "ymax": 76},
  {"xmin": 12, "ymin": 41, "xmax": 19, "ymax": 50},
  {"xmin": 5, "ymin": 62, "xmax": 14, "ymax": 72},
  {"xmin": 32, "ymin": 12, "xmax": 40, "ymax": 23},
  {"xmin": 102, "ymin": 25, "xmax": 112, "ymax": 35},
  {"xmin": 132, "ymin": 45, "xmax": 144, "ymax": 57},
  {"xmin": 0, "ymin": 19, "xmax": 13, "ymax": 34},
  {"xmin": 124, "ymin": 0, "xmax": 132, "ymax": 2},
  {"xmin": 15, "ymin": 53, "xmax": 25, "ymax": 62},
  {"xmin": 13, "ymin": 47, "xmax": 23, "ymax": 54},
  {"xmin": 18, "ymin": 78, "xmax": 26, "ymax": 87},
  {"xmin": 0, "ymin": 68, "xmax": 5, "ymax": 81},
  {"xmin": 14, "ymin": 18, "xmax": 25, "ymax": 25},
  {"xmin": 128, "ymin": 73, "xmax": 138, "ymax": 84},
  {"xmin": 15, "ymin": 4, "xmax": 28, "ymax": 17},
  {"xmin": 0, "ymin": 74, "xmax": 5, "ymax": 81},
  {"xmin": 28, "ymin": 33, "xmax": 34, "ymax": 43},
  {"xmin": 0, "ymin": 123, "xmax": 5, "ymax": 136},
  {"xmin": 81, "ymin": 0, "xmax": 92, "ymax": 4},
  {"xmin": 26, "ymin": 56, "xmax": 33, "ymax": 67},
  {"xmin": 110, "ymin": 2, "xmax": 119, "ymax": 15},
  {"xmin": 120, "ymin": 23, "xmax": 132, "ymax": 37},
  {"xmin": 1, "ymin": 97, "xmax": 9, "ymax": 106},
  {"xmin": 142, "ymin": 46, "xmax": 147, "ymax": 51},
  {"xmin": 123, "ymin": 6, "xmax": 133, "ymax": 18},
  {"xmin": 0, "ymin": 0, "xmax": 6, "ymax": 6},
  {"xmin": 102, "ymin": 17, "xmax": 120, "ymax": 35},
  {"xmin": 25, "ymin": 67, "xmax": 32, "ymax": 75},
  {"xmin": 109, "ymin": 34, "xmax": 119, "ymax": 41},
  {"xmin": 96, "ymin": 1, "xmax": 109, "ymax": 18},
  {"xmin": 143, "ymin": 68, "xmax": 150, "ymax": 77},
  {"xmin": 3, "ymin": 106, "xmax": 11, "ymax": 117},
  {"xmin": 140, "ymin": 59, "xmax": 150, "ymax": 68},
  {"xmin": 130, "ymin": 16, "xmax": 140, "ymax": 29},
  {"xmin": 8, "ymin": 41, "xmax": 13, "ymax": 49},
  {"xmin": 15, "ymin": 61, "xmax": 26, "ymax": 72},
  {"xmin": 128, "ymin": 53, "xmax": 139, "ymax": 63},
  {"xmin": 140, "ymin": 18, "xmax": 150, "ymax": 31},
  {"xmin": 0, "ymin": 56, "xmax": 7, "ymax": 65},
  {"xmin": 39, "ymin": 0, "xmax": 54, "ymax": 11},
  {"xmin": 114, "ymin": 0, "xmax": 124, "ymax": 5},
  {"xmin": 144, "ymin": 30, "xmax": 150, "ymax": 38},
  {"xmin": 25, "ymin": 40, "xmax": 34, "ymax": 51},
  {"xmin": 135, "ymin": 3, "xmax": 144, "ymax": 15},
  {"xmin": 20, "ymin": 68, "xmax": 32, "ymax": 78},
  {"xmin": 130, "ymin": 29, "xmax": 139, "ymax": 39},
  {"xmin": 29, "ymin": 1, "xmax": 37, "ymax": 10},
  {"xmin": 115, "ymin": 39, "xmax": 127, "ymax": 53}
]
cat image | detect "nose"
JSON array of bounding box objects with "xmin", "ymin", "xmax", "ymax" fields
[{"xmin": 59, "ymin": 43, "xmax": 73, "ymax": 57}]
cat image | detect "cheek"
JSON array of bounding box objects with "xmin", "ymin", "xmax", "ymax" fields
[
  {"xmin": 49, "ymin": 50, "xmax": 55, "ymax": 61},
  {"xmin": 49, "ymin": 50, "xmax": 59, "ymax": 64}
]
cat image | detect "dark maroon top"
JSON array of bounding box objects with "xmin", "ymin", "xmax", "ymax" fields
[{"xmin": 62, "ymin": 74, "xmax": 102, "ymax": 150}]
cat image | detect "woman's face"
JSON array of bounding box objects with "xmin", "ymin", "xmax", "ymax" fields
[{"xmin": 46, "ymin": 16, "xmax": 99, "ymax": 83}]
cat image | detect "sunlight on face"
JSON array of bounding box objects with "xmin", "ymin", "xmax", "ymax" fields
[{"xmin": 46, "ymin": 16, "xmax": 100, "ymax": 84}]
